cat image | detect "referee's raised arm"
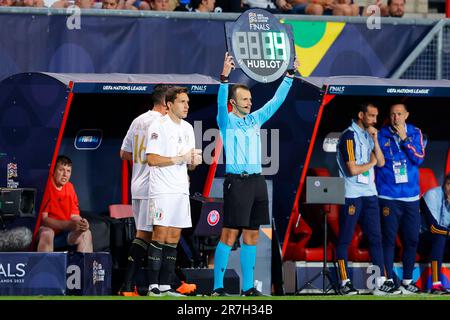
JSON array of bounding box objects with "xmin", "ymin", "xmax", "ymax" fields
[{"xmin": 217, "ymin": 52, "xmax": 235, "ymax": 130}]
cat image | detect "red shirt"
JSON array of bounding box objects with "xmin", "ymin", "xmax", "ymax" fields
[{"xmin": 41, "ymin": 180, "xmax": 80, "ymax": 221}]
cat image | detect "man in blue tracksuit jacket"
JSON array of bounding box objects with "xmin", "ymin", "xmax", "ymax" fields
[
  {"xmin": 420, "ymin": 173, "xmax": 450, "ymax": 294},
  {"xmin": 211, "ymin": 52, "xmax": 298, "ymax": 296},
  {"xmin": 376, "ymin": 103, "xmax": 425, "ymax": 294}
]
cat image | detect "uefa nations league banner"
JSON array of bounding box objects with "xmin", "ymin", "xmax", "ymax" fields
[
  {"xmin": 0, "ymin": 252, "xmax": 67, "ymax": 295},
  {"xmin": 0, "ymin": 252, "xmax": 111, "ymax": 295},
  {"xmin": 66, "ymin": 252, "xmax": 111, "ymax": 296}
]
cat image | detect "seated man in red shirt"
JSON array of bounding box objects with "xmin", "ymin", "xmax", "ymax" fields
[{"xmin": 37, "ymin": 155, "xmax": 93, "ymax": 252}]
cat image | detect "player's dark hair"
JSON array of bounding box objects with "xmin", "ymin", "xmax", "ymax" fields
[
  {"xmin": 56, "ymin": 155, "xmax": 72, "ymax": 167},
  {"xmin": 388, "ymin": 0, "xmax": 405, "ymax": 6},
  {"xmin": 190, "ymin": 0, "xmax": 202, "ymax": 9},
  {"xmin": 165, "ymin": 86, "xmax": 188, "ymax": 104},
  {"xmin": 152, "ymin": 84, "xmax": 171, "ymax": 106},
  {"xmin": 445, "ymin": 173, "xmax": 450, "ymax": 186}
]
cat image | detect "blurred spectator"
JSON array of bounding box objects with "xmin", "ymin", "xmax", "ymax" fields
[
  {"xmin": 287, "ymin": 0, "xmax": 358, "ymax": 15},
  {"xmin": 173, "ymin": 0, "xmax": 191, "ymax": 10},
  {"xmin": 215, "ymin": 0, "xmax": 243, "ymax": 11},
  {"xmin": 51, "ymin": 0, "xmax": 94, "ymax": 8},
  {"xmin": 277, "ymin": 0, "xmax": 324, "ymax": 15},
  {"xmin": 190, "ymin": 0, "xmax": 215, "ymax": 12},
  {"xmin": 118, "ymin": 0, "xmax": 150, "ymax": 10},
  {"xmin": 387, "ymin": 0, "xmax": 404, "ymax": 17},
  {"xmin": 16, "ymin": 0, "xmax": 45, "ymax": 6},
  {"xmin": 364, "ymin": 0, "xmax": 402, "ymax": 17},
  {"xmin": 102, "ymin": 0, "xmax": 119, "ymax": 8},
  {"xmin": 243, "ymin": 0, "xmax": 281, "ymax": 12},
  {"xmin": 0, "ymin": 0, "xmax": 16, "ymax": 6},
  {"xmin": 168, "ymin": 0, "xmax": 179, "ymax": 9},
  {"xmin": 150, "ymin": 0, "xmax": 171, "ymax": 10},
  {"xmin": 333, "ymin": 0, "xmax": 359, "ymax": 15}
]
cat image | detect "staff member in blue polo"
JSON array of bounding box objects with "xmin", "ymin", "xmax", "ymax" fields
[
  {"xmin": 211, "ymin": 52, "xmax": 298, "ymax": 296},
  {"xmin": 420, "ymin": 173, "xmax": 450, "ymax": 294},
  {"xmin": 336, "ymin": 102, "xmax": 401, "ymax": 296},
  {"xmin": 376, "ymin": 103, "xmax": 425, "ymax": 294}
]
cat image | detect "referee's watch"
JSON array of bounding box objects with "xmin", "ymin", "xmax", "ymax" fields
[
  {"xmin": 220, "ymin": 74, "xmax": 229, "ymax": 83},
  {"xmin": 286, "ymin": 69, "xmax": 296, "ymax": 76}
]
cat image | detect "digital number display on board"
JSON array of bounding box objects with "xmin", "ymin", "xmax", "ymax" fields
[{"xmin": 225, "ymin": 9, "xmax": 294, "ymax": 83}]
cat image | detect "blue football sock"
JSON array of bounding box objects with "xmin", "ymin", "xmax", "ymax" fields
[
  {"xmin": 240, "ymin": 243, "xmax": 257, "ymax": 292},
  {"xmin": 213, "ymin": 242, "xmax": 232, "ymax": 290}
]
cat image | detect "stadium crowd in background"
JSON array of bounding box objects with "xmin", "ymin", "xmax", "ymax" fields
[{"xmin": 0, "ymin": 0, "xmax": 407, "ymax": 18}]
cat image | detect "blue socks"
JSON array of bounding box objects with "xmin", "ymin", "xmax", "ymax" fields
[
  {"xmin": 213, "ymin": 242, "xmax": 232, "ymax": 290},
  {"xmin": 240, "ymin": 243, "xmax": 257, "ymax": 292}
]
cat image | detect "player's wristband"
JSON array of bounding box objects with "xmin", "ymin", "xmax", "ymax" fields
[
  {"xmin": 220, "ymin": 74, "xmax": 229, "ymax": 83},
  {"xmin": 286, "ymin": 69, "xmax": 296, "ymax": 76}
]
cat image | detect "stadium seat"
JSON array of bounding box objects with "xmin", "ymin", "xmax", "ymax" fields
[
  {"xmin": 419, "ymin": 167, "xmax": 439, "ymax": 196},
  {"xmin": 284, "ymin": 217, "xmax": 333, "ymax": 261}
]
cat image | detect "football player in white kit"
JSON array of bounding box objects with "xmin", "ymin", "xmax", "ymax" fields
[
  {"xmin": 146, "ymin": 86, "xmax": 202, "ymax": 296},
  {"xmin": 118, "ymin": 85, "xmax": 168, "ymax": 296}
]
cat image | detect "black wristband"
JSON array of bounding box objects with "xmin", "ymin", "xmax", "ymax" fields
[
  {"xmin": 220, "ymin": 74, "xmax": 229, "ymax": 83},
  {"xmin": 287, "ymin": 69, "xmax": 296, "ymax": 76}
]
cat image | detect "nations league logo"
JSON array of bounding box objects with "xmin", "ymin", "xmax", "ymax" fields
[
  {"xmin": 207, "ymin": 210, "xmax": 220, "ymax": 226},
  {"xmin": 92, "ymin": 260, "xmax": 105, "ymax": 285},
  {"xmin": 225, "ymin": 9, "xmax": 294, "ymax": 83}
]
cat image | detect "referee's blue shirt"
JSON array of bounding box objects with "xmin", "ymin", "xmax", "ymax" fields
[{"xmin": 217, "ymin": 77, "xmax": 293, "ymax": 174}]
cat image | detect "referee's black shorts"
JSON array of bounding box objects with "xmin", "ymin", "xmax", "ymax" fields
[{"xmin": 223, "ymin": 173, "xmax": 269, "ymax": 230}]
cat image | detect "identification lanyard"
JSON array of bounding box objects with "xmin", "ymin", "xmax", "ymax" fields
[
  {"xmin": 393, "ymin": 159, "xmax": 408, "ymax": 184},
  {"xmin": 389, "ymin": 128, "xmax": 408, "ymax": 184}
]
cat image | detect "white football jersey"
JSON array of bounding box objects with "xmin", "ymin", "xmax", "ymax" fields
[
  {"xmin": 121, "ymin": 110, "xmax": 162, "ymax": 199},
  {"xmin": 146, "ymin": 114, "xmax": 195, "ymax": 196}
]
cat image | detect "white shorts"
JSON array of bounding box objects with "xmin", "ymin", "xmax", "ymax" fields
[
  {"xmin": 149, "ymin": 194, "xmax": 191, "ymax": 228},
  {"xmin": 132, "ymin": 199, "xmax": 153, "ymax": 232}
]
